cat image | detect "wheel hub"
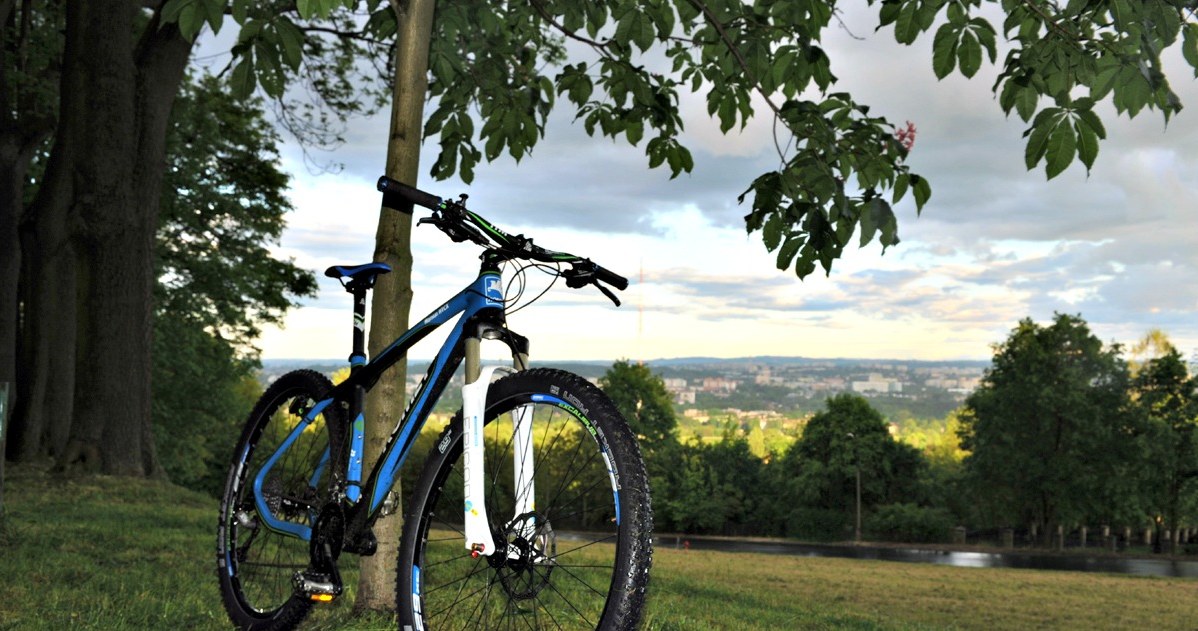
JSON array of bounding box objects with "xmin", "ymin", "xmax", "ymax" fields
[{"xmin": 493, "ymin": 512, "xmax": 555, "ymax": 600}]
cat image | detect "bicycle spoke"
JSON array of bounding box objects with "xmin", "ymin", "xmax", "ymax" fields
[
  {"xmin": 420, "ymin": 543, "xmax": 477, "ymax": 569},
  {"xmin": 540, "ymin": 571, "xmax": 596, "ymax": 629},
  {"xmin": 554, "ymin": 534, "xmax": 618, "ymax": 559},
  {"xmin": 426, "ymin": 565, "xmax": 492, "ymax": 619},
  {"xmin": 550, "ymin": 561, "xmax": 609, "ymax": 601}
]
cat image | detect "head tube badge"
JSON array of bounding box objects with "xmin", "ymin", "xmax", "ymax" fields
[{"xmin": 484, "ymin": 276, "xmax": 503, "ymax": 305}]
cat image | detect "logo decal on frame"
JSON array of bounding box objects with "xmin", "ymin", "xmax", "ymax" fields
[{"xmin": 484, "ymin": 277, "xmax": 503, "ymax": 305}]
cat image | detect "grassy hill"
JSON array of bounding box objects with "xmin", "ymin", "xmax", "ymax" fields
[{"xmin": 2, "ymin": 465, "xmax": 1196, "ymax": 630}]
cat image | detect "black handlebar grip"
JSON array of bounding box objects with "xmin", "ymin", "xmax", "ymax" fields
[
  {"xmin": 595, "ymin": 266, "xmax": 629, "ymax": 291},
  {"xmin": 377, "ymin": 176, "xmax": 442, "ymax": 211}
]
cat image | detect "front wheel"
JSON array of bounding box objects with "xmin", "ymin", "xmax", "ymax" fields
[{"xmin": 397, "ymin": 368, "xmax": 653, "ymax": 630}]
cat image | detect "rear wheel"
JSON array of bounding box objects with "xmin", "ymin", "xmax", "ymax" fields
[
  {"xmin": 397, "ymin": 368, "xmax": 653, "ymax": 630},
  {"xmin": 217, "ymin": 369, "xmax": 345, "ymax": 630}
]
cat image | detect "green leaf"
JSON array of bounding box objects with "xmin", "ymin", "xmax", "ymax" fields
[
  {"xmin": 892, "ymin": 172, "xmax": 910, "ymax": 204},
  {"xmin": 232, "ymin": 0, "xmax": 248, "ymax": 24},
  {"xmin": 616, "ymin": 9, "xmax": 655, "ymax": 52},
  {"xmin": 1014, "ymin": 86, "xmax": 1038, "ymax": 122},
  {"xmin": 625, "ymin": 120, "xmax": 644, "ymax": 146},
  {"xmin": 254, "ymin": 43, "xmax": 284, "ymax": 98},
  {"xmin": 971, "ymin": 18, "xmax": 998, "ymax": 62},
  {"xmin": 794, "ymin": 248, "xmax": 817, "ymax": 278},
  {"xmin": 237, "ymin": 19, "xmax": 263, "ymax": 44},
  {"xmin": 717, "ymin": 96, "xmax": 737, "ymax": 133},
  {"xmin": 1077, "ymin": 109, "xmax": 1106, "ymax": 139},
  {"xmin": 274, "ymin": 18, "xmax": 304, "ymax": 71},
  {"xmin": 1023, "ymin": 118, "xmax": 1052, "ymax": 170},
  {"xmin": 957, "ymin": 31, "xmax": 982, "ymax": 78},
  {"xmin": 763, "ymin": 213, "xmax": 783, "ymax": 251},
  {"xmin": 1044, "ymin": 121, "xmax": 1076, "ymax": 179},
  {"xmin": 178, "ymin": 2, "xmax": 203, "ymax": 41},
  {"xmin": 879, "ymin": 0, "xmax": 902, "ymax": 27},
  {"xmin": 1110, "ymin": 0, "xmax": 1133, "ymax": 30},
  {"xmin": 932, "ymin": 24, "xmax": 959, "ymax": 79},
  {"xmin": 911, "ymin": 174, "xmax": 931, "ymax": 210},
  {"xmin": 1117, "ymin": 66, "xmax": 1152, "ymax": 117},
  {"xmin": 946, "ymin": 1, "xmax": 966, "ymax": 26},
  {"xmin": 776, "ymin": 236, "xmax": 802, "ymax": 271},
  {"xmin": 632, "ymin": 11, "xmax": 656, "ymax": 52},
  {"xmin": 860, "ymin": 199, "xmax": 880, "ymax": 247},
  {"xmin": 296, "ymin": 0, "xmax": 317, "ymax": 20},
  {"xmin": 229, "ymin": 56, "xmax": 256, "ymax": 98},
  {"xmin": 160, "ymin": 0, "xmax": 189, "ymax": 25},
  {"xmin": 201, "ymin": 0, "xmax": 224, "ymax": 34},
  {"xmin": 876, "ymin": 199, "xmax": 898, "ymax": 246},
  {"xmin": 1074, "ymin": 118, "xmax": 1099, "ymax": 172},
  {"xmin": 894, "ymin": 1, "xmax": 921, "ymax": 44},
  {"xmin": 1183, "ymin": 24, "xmax": 1198, "ymax": 76}
]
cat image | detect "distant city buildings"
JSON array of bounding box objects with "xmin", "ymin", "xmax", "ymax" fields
[
  {"xmin": 261, "ymin": 357, "xmax": 987, "ymax": 421},
  {"xmin": 654, "ymin": 360, "xmax": 984, "ymax": 408}
]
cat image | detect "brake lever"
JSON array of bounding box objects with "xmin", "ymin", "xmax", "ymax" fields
[
  {"xmin": 558, "ymin": 267, "xmax": 618, "ymax": 306},
  {"xmin": 595, "ymin": 283, "xmax": 621, "ymax": 307}
]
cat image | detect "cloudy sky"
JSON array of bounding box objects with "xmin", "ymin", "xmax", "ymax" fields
[{"xmin": 233, "ymin": 8, "xmax": 1198, "ymax": 364}]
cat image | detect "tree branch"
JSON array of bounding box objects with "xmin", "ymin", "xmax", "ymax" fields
[
  {"xmin": 1017, "ymin": 0, "xmax": 1089, "ymax": 51},
  {"xmin": 528, "ymin": 0, "xmax": 611, "ymax": 51},
  {"xmin": 687, "ymin": 0, "xmax": 798, "ymax": 167},
  {"xmin": 298, "ymin": 24, "xmax": 387, "ymax": 46},
  {"xmin": 685, "ymin": 0, "xmax": 783, "ymax": 120}
]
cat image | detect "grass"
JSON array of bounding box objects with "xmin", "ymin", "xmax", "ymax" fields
[{"xmin": 1, "ymin": 465, "xmax": 1197, "ymax": 630}]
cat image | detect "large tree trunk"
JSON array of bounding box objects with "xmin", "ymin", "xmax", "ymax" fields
[
  {"xmin": 48, "ymin": 0, "xmax": 190, "ymax": 476},
  {"xmin": 356, "ymin": 0, "xmax": 436, "ymax": 612}
]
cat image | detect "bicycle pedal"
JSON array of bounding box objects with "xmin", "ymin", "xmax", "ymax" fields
[{"xmin": 292, "ymin": 570, "xmax": 342, "ymax": 603}]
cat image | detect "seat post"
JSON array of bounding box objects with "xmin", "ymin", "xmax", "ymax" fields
[{"xmin": 349, "ymin": 286, "xmax": 369, "ymax": 372}]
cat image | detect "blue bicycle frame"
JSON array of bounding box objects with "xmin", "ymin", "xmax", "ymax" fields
[{"xmin": 251, "ymin": 267, "xmax": 516, "ymax": 541}]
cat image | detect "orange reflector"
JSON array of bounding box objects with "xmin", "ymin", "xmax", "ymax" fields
[{"xmin": 311, "ymin": 594, "xmax": 335, "ymax": 603}]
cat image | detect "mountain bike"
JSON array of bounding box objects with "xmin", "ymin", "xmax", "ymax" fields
[{"xmin": 216, "ymin": 177, "xmax": 653, "ymax": 630}]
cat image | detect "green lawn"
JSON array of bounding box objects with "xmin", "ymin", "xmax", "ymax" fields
[{"xmin": 1, "ymin": 465, "xmax": 1195, "ymax": 630}]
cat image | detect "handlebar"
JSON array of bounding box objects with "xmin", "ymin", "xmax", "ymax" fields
[
  {"xmin": 376, "ymin": 176, "xmax": 628, "ymax": 298},
  {"xmin": 378, "ymin": 176, "xmax": 443, "ymax": 212}
]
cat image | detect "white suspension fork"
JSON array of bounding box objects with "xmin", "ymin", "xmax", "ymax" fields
[{"xmin": 460, "ymin": 363, "xmax": 536, "ymax": 557}]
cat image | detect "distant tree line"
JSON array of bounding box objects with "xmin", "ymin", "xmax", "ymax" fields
[{"xmin": 600, "ymin": 318, "xmax": 1198, "ymax": 550}]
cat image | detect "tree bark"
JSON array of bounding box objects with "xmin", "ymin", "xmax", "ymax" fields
[
  {"xmin": 9, "ymin": 199, "xmax": 75, "ymax": 464},
  {"xmin": 48, "ymin": 0, "xmax": 190, "ymax": 476},
  {"xmin": 3, "ymin": 0, "xmax": 63, "ymax": 465},
  {"xmin": 356, "ymin": 0, "xmax": 436, "ymax": 613}
]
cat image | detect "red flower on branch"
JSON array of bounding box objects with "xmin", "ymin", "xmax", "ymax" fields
[{"xmin": 895, "ymin": 121, "xmax": 917, "ymax": 151}]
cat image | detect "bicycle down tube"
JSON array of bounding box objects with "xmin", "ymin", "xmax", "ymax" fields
[{"xmin": 251, "ymin": 267, "xmax": 512, "ymax": 539}]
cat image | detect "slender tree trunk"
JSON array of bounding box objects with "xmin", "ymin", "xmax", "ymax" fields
[
  {"xmin": 3, "ymin": 0, "xmax": 62, "ymax": 466},
  {"xmin": 9, "ymin": 205, "xmax": 75, "ymax": 463},
  {"xmin": 0, "ymin": 140, "xmax": 24, "ymax": 486},
  {"xmin": 356, "ymin": 0, "xmax": 436, "ymax": 612},
  {"xmin": 1, "ymin": 0, "xmax": 24, "ymax": 492},
  {"xmin": 0, "ymin": 130, "xmax": 12, "ymax": 510}
]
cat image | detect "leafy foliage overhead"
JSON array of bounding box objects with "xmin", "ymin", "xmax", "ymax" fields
[{"xmin": 161, "ymin": 0, "xmax": 1198, "ymax": 279}]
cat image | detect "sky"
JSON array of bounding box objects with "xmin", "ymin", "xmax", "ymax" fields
[{"xmin": 223, "ymin": 8, "xmax": 1198, "ymax": 364}]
